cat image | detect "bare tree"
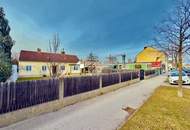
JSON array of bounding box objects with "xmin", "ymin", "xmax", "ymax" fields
[
  {"xmin": 107, "ymin": 54, "xmax": 117, "ymax": 64},
  {"xmin": 86, "ymin": 52, "xmax": 99, "ymax": 73},
  {"xmin": 47, "ymin": 33, "xmax": 61, "ymax": 77},
  {"xmin": 155, "ymin": 0, "xmax": 190, "ymax": 97}
]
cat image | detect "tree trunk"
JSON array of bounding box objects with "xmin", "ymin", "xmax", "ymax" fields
[
  {"xmin": 174, "ymin": 54, "xmax": 178, "ymax": 69},
  {"xmin": 178, "ymin": 42, "xmax": 183, "ymax": 97}
]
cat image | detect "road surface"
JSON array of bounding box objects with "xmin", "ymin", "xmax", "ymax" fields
[{"xmin": 1, "ymin": 75, "xmax": 165, "ymax": 130}]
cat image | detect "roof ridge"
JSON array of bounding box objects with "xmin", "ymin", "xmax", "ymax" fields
[
  {"xmin": 20, "ymin": 50, "xmax": 77, "ymax": 56},
  {"xmin": 19, "ymin": 50, "xmax": 79, "ymax": 63}
]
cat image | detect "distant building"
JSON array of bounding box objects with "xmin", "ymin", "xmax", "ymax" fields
[
  {"xmin": 125, "ymin": 63, "xmax": 152, "ymax": 71},
  {"xmin": 80, "ymin": 59, "xmax": 102, "ymax": 73},
  {"xmin": 19, "ymin": 50, "xmax": 80, "ymax": 77},
  {"xmin": 7, "ymin": 59, "xmax": 19, "ymax": 82},
  {"xmin": 135, "ymin": 47, "xmax": 168, "ymax": 72}
]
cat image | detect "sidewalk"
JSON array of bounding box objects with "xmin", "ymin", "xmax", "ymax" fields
[{"xmin": 1, "ymin": 75, "xmax": 165, "ymax": 130}]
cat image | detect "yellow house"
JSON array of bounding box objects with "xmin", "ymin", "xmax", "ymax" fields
[
  {"xmin": 19, "ymin": 50, "xmax": 81, "ymax": 77},
  {"xmin": 135, "ymin": 47, "xmax": 168, "ymax": 71}
]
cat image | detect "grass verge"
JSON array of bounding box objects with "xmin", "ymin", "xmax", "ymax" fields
[
  {"xmin": 17, "ymin": 77, "xmax": 46, "ymax": 82},
  {"xmin": 120, "ymin": 86, "xmax": 190, "ymax": 130}
]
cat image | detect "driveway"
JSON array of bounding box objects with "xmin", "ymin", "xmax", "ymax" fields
[{"xmin": 1, "ymin": 75, "xmax": 166, "ymax": 130}]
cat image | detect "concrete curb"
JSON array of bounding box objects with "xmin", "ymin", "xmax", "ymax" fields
[
  {"xmin": 116, "ymin": 85, "xmax": 163, "ymax": 130},
  {"xmin": 116, "ymin": 103, "xmax": 143, "ymax": 130}
]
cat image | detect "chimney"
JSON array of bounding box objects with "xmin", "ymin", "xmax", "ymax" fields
[
  {"xmin": 37, "ymin": 48, "xmax": 41, "ymax": 52},
  {"xmin": 144, "ymin": 46, "xmax": 148, "ymax": 49},
  {"xmin": 61, "ymin": 48, "xmax": 65, "ymax": 54}
]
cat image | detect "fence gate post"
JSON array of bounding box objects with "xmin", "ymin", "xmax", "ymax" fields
[
  {"xmin": 140, "ymin": 69, "xmax": 145, "ymax": 80},
  {"xmin": 59, "ymin": 78, "xmax": 64, "ymax": 100}
]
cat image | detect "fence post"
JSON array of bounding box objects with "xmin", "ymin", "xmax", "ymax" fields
[
  {"xmin": 99, "ymin": 74, "xmax": 102, "ymax": 89},
  {"xmin": 0, "ymin": 83, "xmax": 3, "ymax": 111},
  {"xmin": 119, "ymin": 72, "xmax": 121, "ymax": 83},
  {"xmin": 7, "ymin": 82, "xmax": 10, "ymax": 111},
  {"xmin": 59, "ymin": 78, "xmax": 64, "ymax": 100},
  {"xmin": 13, "ymin": 82, "xmax": 16, "ymax": 107}
]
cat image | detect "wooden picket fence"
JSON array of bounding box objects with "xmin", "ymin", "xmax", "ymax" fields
[
  {"xmin": 145, "ymin": 70, "xmax": 156, "ymax": 76},
  {"xmin": 0, "ymin": 79, "xmax": 59, "ymax": 114},
  {"xmin": 102, "ymin": 73, "xmax": 120, "ymax": 87},
  {"xmin": 0, "ymin": 70, "xmax": 157, "ymax": 115},
  {"xmin": 63, "ymin": 75, "xmax": 100, "ymax": 97}
]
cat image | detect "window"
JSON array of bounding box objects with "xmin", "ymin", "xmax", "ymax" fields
[
  {"xmin": 26, "ymin": 65, "xmax": 32, "ymax": 71},
  {"xmin": 74, "ymin": 65, "xmax": 79, "ymax": 70},
  {"xmin": 42, "ymin": 66, "xmax": 47, "ymax": 71},
  {"xmin": 60, "ymin": 65, "xmax": 65, "ymax": 70}
]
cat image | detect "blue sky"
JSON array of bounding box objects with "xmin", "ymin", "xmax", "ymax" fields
[{"xmin": 0, "ymin": 0, "xmax": 174, "ymax": 60}]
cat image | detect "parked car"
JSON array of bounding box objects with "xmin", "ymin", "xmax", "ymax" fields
[
  {"xmin": 183, "ymin": 68, "xmax": 190, "ymax": 77},
  {"xmin": 168, "ymin": 69, "xmax": 177, "ymax": 77},
  {"xmin": 169, "ymin": 71, "xmax": 190, "ymax": 85}
]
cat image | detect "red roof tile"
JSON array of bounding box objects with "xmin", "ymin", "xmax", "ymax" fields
[{"xmin": 19, "ymin": 50, "xmax": 79, "ymax": 63}]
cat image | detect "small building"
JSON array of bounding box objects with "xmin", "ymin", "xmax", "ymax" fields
[
  {"xmin": 19, "ymin": 50, "xmax": 80, "ymax": 78},
  {"xmin": 7, "ymin": 59, "xmax": 19, "ymax": 82},
  {"xmin": 80, "ymin": 59, "xmax": 102, "ymax": 74},
  {"xmin": 135, "ymin": 47, "xmax": 168, "ymax": 72}
]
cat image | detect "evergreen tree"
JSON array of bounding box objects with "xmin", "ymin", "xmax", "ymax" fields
[
  {"xmin": 0, "ymin": 52, "xmax": 12, "ymax": 82},
  {"xmin": 87, "ymin": 52, "xmax": 99, "ymax": 62},
  {"xmin": 0, "ymin": 7, "xmax": 14, "ymax": 82}
]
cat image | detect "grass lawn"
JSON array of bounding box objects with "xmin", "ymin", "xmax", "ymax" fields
[{"xmin": 120, "ymin": 86, "xmax": 190, "ymax": 130}]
